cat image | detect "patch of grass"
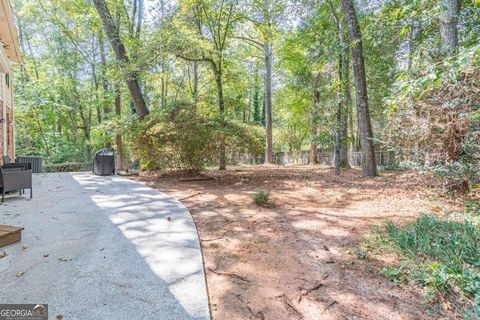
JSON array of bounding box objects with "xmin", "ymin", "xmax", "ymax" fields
[
  {"xmin": 352, "ymin": 247, "xmax": 366, "ymax": 260},
  {"xmin": 465, "ymin": 199, "xmax": 480, "ymax": 215},
  {"xmin": 381, "ymin": 267, "xmax": 404, "ymax": 283},
  {"xmin": 253, "ymin": 189, "xmax": 272, "ymax": 207},
  {"xmin": 208, "ymin": 243, "xmax": 223, "ymax": 249},
  {"xmin": 371, "ymin": 214, "xmax": 480, "ymax": 316}
]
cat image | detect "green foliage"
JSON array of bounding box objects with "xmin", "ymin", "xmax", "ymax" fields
[
  {"xmin": 131, "ymin": 104, "xmax": 263, "ymax": 172},
  {"xmin": 465, "ymin": 199, "xmax": 480, "ymax": 215},
  {"xmin": 381, "ymin": 267, "xmax": 404, "ymax": 283},
  {"xmin": 352, "ymin": 247, "xmax": 366, "ymax": 260},
  {"xmin": 381, "ymin": 215, "xmax": 480, "ymax": 269},
  {"xmin": 372, "ymin": 214, "xmax": 480, "ymax": 314},
  {"xmin": 386, "ymin": 45, "xmax": 480, "ymax": 191},
  {"xmin": 131, "ymin": 106, "xmax": 209, "ymax": 172},
  {"xmin": 252, "ymin": 189, "xmax": 270, "ymax": 207},
  {"xmin": 10, "ymin": 0, "xmax": 480, "ymax": 178},
  {"xmin": 44, "ymin": 162, "xmax": 92, "ymax": 172}
]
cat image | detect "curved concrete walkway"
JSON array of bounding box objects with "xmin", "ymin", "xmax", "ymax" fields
[{"xmin": 0, "ymin": 173, "xmax": 210, "ymax": 320}]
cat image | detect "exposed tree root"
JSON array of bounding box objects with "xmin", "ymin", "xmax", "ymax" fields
[
  {"xmin": 279, "ymin": 293, "xmax": 304, "ymax": 319},
  {"xmin": 208, "ymin": 267, "xmax": 251, "ymax": 283}
]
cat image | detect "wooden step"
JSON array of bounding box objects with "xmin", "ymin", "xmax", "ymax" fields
[{"xmin": 0, "ymin": 225, "xmax": 24, "ymax": 248}]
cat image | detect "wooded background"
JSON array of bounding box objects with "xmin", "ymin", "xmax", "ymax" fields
[{"xmin": 11, "ymin": 0, "xmax": 479, "ymax": 189}]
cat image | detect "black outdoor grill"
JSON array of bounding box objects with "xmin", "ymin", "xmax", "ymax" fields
[{"xmin": 93, "ymin": 148, "xmax": 115, "ymax": 176}]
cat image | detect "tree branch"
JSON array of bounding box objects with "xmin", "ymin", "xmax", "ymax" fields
[{"xmin": 232, "ymin": 36, "xmax": 263, "ymax": 48}]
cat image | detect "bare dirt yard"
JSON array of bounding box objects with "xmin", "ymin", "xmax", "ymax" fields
[{"xmin": 132, "ymin": 165, "xmax": 464, "ymax": 320}]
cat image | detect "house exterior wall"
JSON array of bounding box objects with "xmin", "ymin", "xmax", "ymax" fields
[
  {"xmin": 0, "ymin": 69, "xmax": 14, "ymax": 161},
  {"xmin": 0, "ymin": 0, "xmax": 21, "ymax": 163}
]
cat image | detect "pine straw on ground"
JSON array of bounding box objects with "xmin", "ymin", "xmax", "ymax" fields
[{"xmin": 131, "ymin": 165, "xmax": 466, "ymax": 320}]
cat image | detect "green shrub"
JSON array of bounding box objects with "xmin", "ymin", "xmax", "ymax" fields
[
  {"xmin": 130, "ymin": 103, "xmax": 264, "ymax": 173},
  {"xmin": 44, "ymin": 162, "xmax": 92, "ymax": 172},
  {"xmin": 372, "ymin": 214, "xmax": 480, "ymax": 315},
  {"xmin": 465, "ymin": 199, "xmax": 480, "ymax": 215},
  {"xmin": 352, "ymin": 247, "xmax": 367, "ymax": 260},
  {"xmin": 386, "ymin": 45, "xmax": 480, "ymax": 193},
  {"xmin": 253, "ymin": 189, "xmax": 270, "ymax": 207},
  {"xmin": 381, "ymin": 267, "xmax": 403, "ymax": 283},
  {"xmin": 381, "ymin": 215, "xmax": 480, "ymax": 268}
]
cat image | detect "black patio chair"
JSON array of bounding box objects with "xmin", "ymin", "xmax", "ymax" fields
[
  {"xmin": 2, "ymin": 155, "xmax": 11, "ymax": 164},
  {"xmin": 2, "ymin": 163, "xmax": 29, "ymax": 171},
  {"xmin": 2, "ymin": 156, "xmax": 31, "ymax": 170},
  {"xmin": 1, "ymin": 163, "xmax": 29, "ymax": 195},
  {"xmin": 0, "ymin": 166, "xmax": 32, "ymax": 202}
]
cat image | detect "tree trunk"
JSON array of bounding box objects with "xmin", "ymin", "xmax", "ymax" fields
[
  {"xmin": 115, "ymin": 86, "xmax": 124, "ymax": 172},
  {"xmin": 14, "ymin": 11, "xmax": 38, "ymax": 81},
  {"xmin": 440, "ymin": 0, "xmax": 460, "ymax": 56},
  {"xmin": 160, "ymin": 57, "xmax": 166, "ymax": 108},
  {"xmin": 71, "ymin": 77, "xmax": 92, "ymax": 158},
  {"xmin": 327, "ymin": 0, "xmax": 350, "ymax": 168},
  {"xmin": 407, "ymin": 17, "xmax": 416, "ymax": 74},
  {"xmin": 264, "ymin": 42, "xmax": 273, "ymax": 164},
  {"xmin": 440, "ymin": 0, "xmax": 468, "ymax": 193},
  {"xmin": 212, "ymin": 61, "xmax": 226, "ymax": 170},
  {"xmin": 99, "ymin": 33, "xmax": 112, "ymax": 115},
  {"xmin": 25, "ymin": 31, "xmax": 40, "ymax": 80},
  {"xmin": 253, "ymin": 65, "xmax": 261, "ymax": 123},
  {"xmin": 245, "ymin": 82, "xmax": 252, "ymax": 123},
  {"xmin": 135, "ymin": 0, "xmax": 144, "ymax": 36},
  {"xmin": 334, "ymin": 106, "xmax": 341, "ymax": 176},
  {"xmin": 310, "ymin": 91, "xmax": 320, "ymax": 165},
  {"xmin": 348, "ymin": 104, "xmax": 355, "ymax": 152},
  {"xmin": 339, "ymin": 50, "xmax": 351, "ymax": 168},
  {"xmin": 193, "ymin": 62, "xmax": 199, "ymax": 103},
  {"xmin": 90, "ymin": 53, "xmax": 102, "ymax": 124},
  {"xmin": 92, "ymin": 0, "xmax": 149, "ymax": 120},
  {"xmin": 78, "ymin": 103, "xmax": 92, "ymax": 158},
  {"xmin": 334, "ymin": 58, "xmax": 344, "ymax": 175},
  {"xmin": 340, "ymin": 0, "xmax": 377, "ymax": 177}
]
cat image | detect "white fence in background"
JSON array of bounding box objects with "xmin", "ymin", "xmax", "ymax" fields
[{"xmin": 230, "ymin": 149, "xmax": 440, "ymax": 167}]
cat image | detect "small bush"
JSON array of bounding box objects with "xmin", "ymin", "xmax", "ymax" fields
[
  {"xmin": 253, "ymin": 189, "xmax": 270, "ymax": 207},
  {"xmin": 352, "ymin": 247, "xmax": 367, "ymax": 260},
  {"xmin": 381, "ymin": 267, "xmax": 403, "ymax": 283},
  {"xmin": 381, "ymin": 215, "xmax": 480, "ymax": 268},
  {"xmin": 130, "ymin": 103, "xmax": 264, "ymax": 173},
  {"xmin": 371, "ymin": 214, "xmax": 480, "ymax": 316},
  {"xmin": 44, "ymin": 162, "xmax": 92, "ymax": 172},
  {"xmin": 386, "ymin": 45, "xmax": 480, "ymax": 193}
]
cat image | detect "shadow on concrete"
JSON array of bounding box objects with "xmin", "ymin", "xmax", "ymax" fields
[{"xmin": 0, "ymin": 172, "xmax": 210, "ymax": 320}]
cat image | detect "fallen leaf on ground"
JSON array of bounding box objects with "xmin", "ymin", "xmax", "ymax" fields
[
  {"xmin": 58, "ymin": 257, "xmax": 72, "ymax": 262},
  {"xmin": 323, "ymin": 300, "xmax": 337, "ymax": 313},
  {"xmin": 16, "ymin": 271, "xmax": 25, "ymax": 277},
  {"xmin": 0, "ymin": 251, "xmax": 8, "ymax": 259},
  {"xmin": 131, "ymin": 167, "xmax": 462, "ymax": 320},
  {"xmin": 43, "ymin": 254, "xmax": 49, "ymax": 258}
]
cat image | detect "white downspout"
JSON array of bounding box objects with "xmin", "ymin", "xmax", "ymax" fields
[
  {"xmin": 11, "ymin": 73, "xmax": 14, "ymax": 159},
  {"xmin": 1, "ymin": 72, "xmax": 6, "ymax": 156}
]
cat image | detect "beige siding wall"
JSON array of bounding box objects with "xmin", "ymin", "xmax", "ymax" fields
[
  {"xmin": 1, "ymin": 71, "xmax": 14, "ymax": 162},
  {"xmin": 4, "ymin": 73, "xmax": 11, "ymax": 103}
]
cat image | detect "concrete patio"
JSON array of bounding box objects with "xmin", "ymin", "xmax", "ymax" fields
[{"xmin": 0, "ymin": 173, "xmax": 210, "ymax": 320}]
